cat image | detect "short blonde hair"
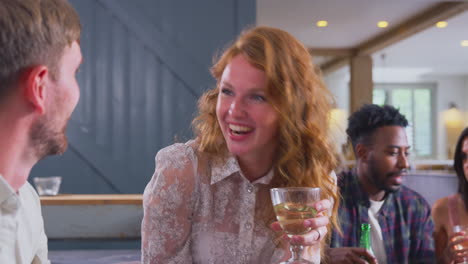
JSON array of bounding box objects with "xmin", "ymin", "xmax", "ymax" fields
[
  {"xmin": 193, "ymin": 26, "xmax": 339, "ymax": 245},
  {"xmin": 0, "ymin": 0, "xmax": 81, "ymax": 99}
]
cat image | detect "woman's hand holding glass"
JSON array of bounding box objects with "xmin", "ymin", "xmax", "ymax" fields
[
  {"xmin": 271, "ymin": 199, "xmax": 330, "ymax": 245},
  {"xmin": 270, "ymin": 188, "xmax": 331, "ymax": 263},
  {"xmin": 446, "ymin": 225, "xmax": 468, "ymax": 263}
]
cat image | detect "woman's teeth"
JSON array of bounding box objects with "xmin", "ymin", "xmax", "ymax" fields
[{"xmin": 229, "ymin": 124, "xmax": 253, "ymax": 134}]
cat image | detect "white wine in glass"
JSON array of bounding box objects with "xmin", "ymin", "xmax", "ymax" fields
[
  {"xmin": 274, "ymin": 202, "xmax": 317, "ymax": 235},
  {"xmin": 453, "ymin": 225, "xmax": 468, "ymax": 264},
  {"xmin": 270, "ymin": 187, "xmax": 321, "ymax": 264}
]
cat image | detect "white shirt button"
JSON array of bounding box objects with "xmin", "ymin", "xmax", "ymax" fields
[
  {"xmin": 247, "ymin": 185, "xmax": 254, "ymax": 193},
  {"xmin": 245, "ymin": 222, "xmax": 252, "ymax": 230}
]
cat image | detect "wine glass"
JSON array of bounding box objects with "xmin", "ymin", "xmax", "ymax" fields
[
  {"xmin": 453, "ymin": 225, "xmax": 468, "ymax": 264},
  {"xmin": 270, "ymin": 187, "xmax": 321, "ymax": 264}
]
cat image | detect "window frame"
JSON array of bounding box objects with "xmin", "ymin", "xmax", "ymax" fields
[{"xmin": 373, "ymin": 82, "xmax": 437, "ymax": 159}]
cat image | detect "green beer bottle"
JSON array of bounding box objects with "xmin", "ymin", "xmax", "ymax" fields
[{"xmin": 359, "ymin": 223, "xmax": 375, "ymax": 258}]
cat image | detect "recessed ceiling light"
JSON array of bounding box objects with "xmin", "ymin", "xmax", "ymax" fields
[
  {"xmin": 461, "ymin": 40, "xmax": 468, "ymax": 47},
  {"xmin": 436, "ymin": 21, "xmax": 448, "ymax": 28},
  {"xmin": 316, "ymin": 20, "xmax": 328, "ymax": 27},
  {"xmin": 377, "ymin": 21, "xmax": 388, "ymax": 28}
]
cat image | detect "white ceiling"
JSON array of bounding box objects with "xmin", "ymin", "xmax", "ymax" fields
[
  {"xmin": 257, "ymin": 0, "xmax": 468, "ymax": 75},
  {"xmin": 375, "ymin": 10, "xmax": 468, "ymax": 76}
]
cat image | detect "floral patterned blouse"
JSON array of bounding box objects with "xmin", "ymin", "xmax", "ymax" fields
[{"xmin": 141, "ymin": 140, "xmax": 291, "ymax": 264}]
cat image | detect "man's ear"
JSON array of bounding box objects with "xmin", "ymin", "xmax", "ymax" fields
[
  {"xmin": 355, "ymin": 143, "xmax": 369, "ymax": 162},
  {"xmin": 22, "ymin": 65, "xmax": 49, "ymax": 115}
]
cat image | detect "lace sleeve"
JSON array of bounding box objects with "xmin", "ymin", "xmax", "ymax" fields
[{"xmin": 141, "ymin": 143, "xmax": 198, "ymax": 263}]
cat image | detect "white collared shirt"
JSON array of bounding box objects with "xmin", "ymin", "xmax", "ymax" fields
[{"xmin": 0, "ymin": 174, "xmax": 50, "ymax": 264}]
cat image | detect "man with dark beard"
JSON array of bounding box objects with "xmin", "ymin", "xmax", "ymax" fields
[
  {"xmin": 0, "ymin": 0, "xmax": 82, "ymax": 263},
  {"xmin": 326, "ymin": 104, "xmax": 435, "ymax": 264}
]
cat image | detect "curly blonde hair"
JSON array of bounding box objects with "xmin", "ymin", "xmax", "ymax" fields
[{"xmin": 193, "ymin": 26, "xmax": 339, "ymax": 247}]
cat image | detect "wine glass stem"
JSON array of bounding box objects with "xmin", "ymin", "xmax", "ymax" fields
[{"xmin": 290, "ymin": 244, "xmax": 304, "ymax": 261}]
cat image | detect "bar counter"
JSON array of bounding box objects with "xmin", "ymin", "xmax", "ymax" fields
[{"xmin": 40, "ymin": 194, "xmax": 143, "ymax": 240}]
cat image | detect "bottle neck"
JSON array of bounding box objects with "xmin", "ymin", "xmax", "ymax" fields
[
  {"xmin": 359, "ymin": 229, "xmax": 372, "ymax": 250},
  {"xmin": 359, "ymin": 224, "xmax": 372, "ymax": 250}
]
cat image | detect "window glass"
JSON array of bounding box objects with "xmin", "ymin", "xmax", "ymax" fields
[{"xmin": 373, "ymin": 84, "xmax": 434, "ymax": 158}]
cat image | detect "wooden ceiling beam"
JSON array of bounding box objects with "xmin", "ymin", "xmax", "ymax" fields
[
  {"xmin": 320, "ymin": 57, "xmax": 350, "ymax": 76},
  {"xmin": 308, "ymin": 48, "xmax": 354, "ymax": 56},
  {"xmin": 318, "ymin": 2, "xmax": 468, "ymax": 75},
  {"xmin": 357, "ymin": 2, "xmax": 468, "ymax": 56}
]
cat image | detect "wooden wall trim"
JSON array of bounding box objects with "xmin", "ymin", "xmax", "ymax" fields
[{"xmin": 40, "ymin": 194, "xmax": 143, "ymax": 205}]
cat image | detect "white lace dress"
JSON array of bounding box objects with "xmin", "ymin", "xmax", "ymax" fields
[{"xmin": 141, "ymin": 140, "xmax": 286, "ymax": 264}]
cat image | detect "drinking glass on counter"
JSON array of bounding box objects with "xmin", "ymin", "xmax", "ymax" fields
[
  {"xmin": 270, "ymin": 187, "xmax": 320, "ymax": 264},
  {"xmin": 33, "ymin": 176, "xmax": 62, "ymax": 196}
]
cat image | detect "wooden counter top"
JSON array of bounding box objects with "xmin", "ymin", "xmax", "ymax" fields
[{"xmin": 40, "ymin": 194, "xmax": 143, "ymax": 205}]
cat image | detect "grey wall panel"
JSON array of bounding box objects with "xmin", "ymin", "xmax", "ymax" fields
[
  {"xmin": 30, "ymin": 0, "xmax": 256, "ymax": 194},
  {"xmin": 95, "ymin": 3, "xmax": 113, "ymax": 149},
  {"xmin": 143, "ymin": 53, "xmax": 161, "ymax": 156},
  {"xmin": 32, "ymin": 148, "xmax": 117, "ymax": 194},
  {"xmin": 160, "ymin": 66, "xmax": 175, "ymax": 145},
  {"xmin": 111, "ymin": 18, "xmax": 130, "ymax": 162}
]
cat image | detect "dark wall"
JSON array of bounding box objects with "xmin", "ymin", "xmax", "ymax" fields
[{"xmin": 30, "ymin": 0, "xmax": 256, "ymax": 194}]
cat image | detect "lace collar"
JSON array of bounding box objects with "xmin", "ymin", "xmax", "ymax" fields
[{"xmin": 210, "ymin": 153, "xmax": 274, "ymax": 185}]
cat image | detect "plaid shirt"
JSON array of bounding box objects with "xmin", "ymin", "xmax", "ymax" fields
[{"xmin": 330, "ymin": 170, "xmax": 435, "ymax": 264}]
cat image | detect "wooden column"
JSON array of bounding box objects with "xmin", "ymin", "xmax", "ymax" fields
[{"xmin": 350, "ymin": 55, "xmax": 373, "ymax": 113}]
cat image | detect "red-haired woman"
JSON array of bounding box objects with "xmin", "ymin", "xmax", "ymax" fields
[{"xmin": 141, "ymin": 26, "xmax": 339, "ymax": 264}]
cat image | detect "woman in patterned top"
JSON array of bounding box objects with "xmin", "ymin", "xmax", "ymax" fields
[
  {"xmin": 141, "ymin": 26, "xmax": 339, "ymax": 264},
  {"xmin": 433, "ymin": 127, "xmax": 468, "ymax": 264}
]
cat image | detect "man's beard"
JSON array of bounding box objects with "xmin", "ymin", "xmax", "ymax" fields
[
  {"xmin": 30, "ymin": 114, "xmax": 68, "ymax": 160},
  {"xmin": 368, "ymin": 159, "xmax": 401, "ymax": 194}
]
